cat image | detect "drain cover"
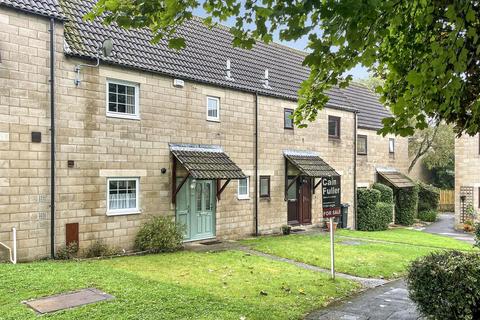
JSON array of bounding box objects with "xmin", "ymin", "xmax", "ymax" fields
[{"xmin": 24, "ymin": 288, "xmax": 114, "ymax": 314}]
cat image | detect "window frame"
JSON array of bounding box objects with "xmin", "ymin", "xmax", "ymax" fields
[
  {"xmin": 357, "ymin": 134, "xmax": 368, "ymax": 155},
  {"xmin": 206, "ymin": 96, "xmax": 220, "ymax": 122},
  {"xmin": 389, "ymin": 138, "xmax": 395, "ymax": 154},
  {"xmin": 106, "ymin": 177, "xmax": 140, "ymax": 216},
  {"xmin": 284, "ymin": 108, "xmax": 294, "ymax": 130},
  {"xmin": 259, "ymin": 176, "xmax": 271, "ymax": 198},
  {"xmin": 106, "ymin": 79, "xmax": 140, "ymax": 120},
  {"xmin": 328, "ymin": 116, "xmax": 341, "ymax": 139},
  {"xmin": 237, "ymin": 177, "xmax": 250, "ymax": 200}
]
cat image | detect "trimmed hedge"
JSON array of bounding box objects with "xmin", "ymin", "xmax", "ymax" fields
[
  {"xmin": 417, "ymin": 210, "xmax": 437, "ymax": 222},
  {"xmin": 418, "ymin": 183, "xmax": 440, "ymax": 212},
  {"xmin": 407, "ymin": 251, "xmax": 480, "ymax": 320},
  {"xmin": 475, "ymin": 222, "xmax": 480, "ymax": 248},
  {"xmin": 395, "ymin": 185, "xmax": 419, "ymax": 226},
  {"xmin": 357, "ymin": 188, "xmax": 392, "ymax": 231},
  {"xmin": 372, "ymin": 183, "xmax": 393, "ymax": 204}
]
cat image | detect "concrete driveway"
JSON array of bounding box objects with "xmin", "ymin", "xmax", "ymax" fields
[{"xmin": 421, "ymin": 213, "xmax": 475, "ymax": 244}]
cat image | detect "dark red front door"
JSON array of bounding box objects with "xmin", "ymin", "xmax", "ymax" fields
[
  {"xmin": 299, "ymin": 178, "xmax": 312, "ymax": 224},
  {"xmin": 287, "ymin": 176, "xmax": 312, "ymax": 225}
]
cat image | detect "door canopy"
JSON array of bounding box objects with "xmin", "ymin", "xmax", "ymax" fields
[
  {"xmin": 170, "ymin": 144, "xmax": 246, "ymax": 180},
  {"xmin": 376, "ymin": 167, "xmax": 415, "ymax": 188},
  {"xmin": 284, "ymin": 150, "xmax": 339, "ymax": 178}
]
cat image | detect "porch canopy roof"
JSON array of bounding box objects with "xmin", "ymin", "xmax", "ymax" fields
[
  {"xmin": 170, "ymin": 144, "xmax": 246, "ymax": 180},
  {"xmin": 284, "ymin": 150, "xmax": 339, "ymax": 177},
  {"xmin": 376, "ymin": 167, "xmax": 415, "ymax": 188}
]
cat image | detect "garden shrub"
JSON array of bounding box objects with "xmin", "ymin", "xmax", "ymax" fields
[
  {"xmin": 56, "ymin": 242, "xmax": 78, "ymax": 260},
  {"xmin": 357, "ymin": 188, "xmax": 383, "ymax": 231},
  {"xmin": 417, "ymin": 210, "xmax": 437, "ymax": 222},
  {"xmin": 84, "ymin": 240, "xmax": 118, "ymax": 258},
  {"xmin": 395, "ymin": 185, "xmax": 419, "ymax": 226},
  {"xmin": 406, "ymin": 250, "xmax": 480, "ymax": 320},
  {"xmin": 135, "ymin": 216, "xmax": 185, "ymax": 253},
  {"xmin": 417, "ymin": 183, "xmax": 440, "ymax": 212},
  {"xmin": 372, "ymin": 183, "xmax": 393, "ymax": 204},
  {"xmin": 475, "ymin": 222, "xmax": 480, "ymax": 248}
]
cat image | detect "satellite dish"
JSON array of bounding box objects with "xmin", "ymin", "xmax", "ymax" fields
[{"xmin": 101, "ymin": 38, "xmax": 114, "ymax": 57}]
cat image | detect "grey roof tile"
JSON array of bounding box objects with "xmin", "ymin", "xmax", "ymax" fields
[
  {"xmin": 1, "ymin": 0, "xmax": 393, "ymax": 130},
  {"xmin": 0, "ymin": 0, "xmax": 64, "ymax": 19}
]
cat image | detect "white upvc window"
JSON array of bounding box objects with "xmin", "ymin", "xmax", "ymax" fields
[
  {"xmin": 206, "ymin": 96, "xmax": 220, "ymax": 121},
  {"xmin": 389, "ymin": 138, "xmax": 395, "ymax": 154},
  {"xmin": 237, "ymin": 177, "xmax": 249, "ymax": 200},
  {"xmin": 106, "ymin": 79, "xmax": 140, "ymax": 120},
  {"xmin": 107, "ymin": 177, "xmax": 140, "ymax": 215}
]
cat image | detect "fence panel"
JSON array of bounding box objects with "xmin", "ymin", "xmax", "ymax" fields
[{"xmin": 439, "ymin": 189, "xmax": 454, "ymax": 212}]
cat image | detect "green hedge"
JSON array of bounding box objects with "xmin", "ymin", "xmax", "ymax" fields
[
  {"xmin": 407, "ymin": 251, "xmax": 480, "ymax": 319},
  {"xmin": 372, "ymin": 183, "xmax": 393, "ymax": 204},
  {"xmin": 418, "ymin": 183, "xmax": 440, "ymax": 212},
  {"xmin": 358, "ymin": 188, "xmax": 393, "ymax": 231},
  {"xmin": 395, "ymin": 185, "xmax": 419, "ymax": 226},
  {"xmin": 135, "ymin": 216, "xmax": 185, "ymax": 253},
  {"xmin": 418, "ymin": 210, "xmax": 437, "ymax": 222}
]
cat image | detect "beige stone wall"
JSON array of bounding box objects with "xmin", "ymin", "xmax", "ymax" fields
[
  {"xmin": 455, "ymin": 135, "xmax": 480, "ymax": 225},
  {"xmin": 356, "ymin": 128, "xmax": 410, "ymax": 186},
  {"xmin": 257, "ymin": 97, "xmax": 356, "ymax": 233},
  {"xmin": 0, "ymin": 7, "xmax": 400, "ymax": 261}
]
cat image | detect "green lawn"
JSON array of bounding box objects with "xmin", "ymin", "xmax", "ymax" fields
[
  {"xmin": 0, "ymin": 251, "xmax": 358, "ymax": 320},
  {"xmin": 337, "ymin": 228, "xmax": 475, "ymax": 251},
  {"xmin": 242, "ymin": 229, "xmax": 477, "ymax": 279}
]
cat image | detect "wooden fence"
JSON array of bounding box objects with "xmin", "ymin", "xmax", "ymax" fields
[{"xmin": 439, "ymin": 189, "xmax": 454, "ymax": 212}]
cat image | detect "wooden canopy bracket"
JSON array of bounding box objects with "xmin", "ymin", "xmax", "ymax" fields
[
  {"xmin": 171, "ymin": 157, "xmax": 190, "ymax": 204},
  {"xmin": 284, "ymin": 174, "xmax": 300, "ymax": 201},
  {"xmin": 216, "ymin": 179, "xmax": 231, "ymax": 201},
  {"xmin": 313, "ymin": 179, "xmax": 322, "ymax": 194}
]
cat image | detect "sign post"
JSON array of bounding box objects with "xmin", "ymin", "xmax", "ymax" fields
[{"xmin": 322, "ymin": 176, "xmax": 341, "ymax": 280}]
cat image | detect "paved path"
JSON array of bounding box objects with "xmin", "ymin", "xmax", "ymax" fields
[
  {"xmin": 306, "ymin": 280, "xmax": 422, "ymax": 320},
  {"xmin": 420, "ymin": 213, "xmax": 474, "ymax": 244}
]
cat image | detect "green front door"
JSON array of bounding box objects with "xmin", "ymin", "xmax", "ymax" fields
[{"xmin": 176, "ymin": 178, "xmax": 216, "ymax": 241}]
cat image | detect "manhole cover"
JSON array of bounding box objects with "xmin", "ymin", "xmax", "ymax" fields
[{"xmin": 24, "ymin": 288, "xmax": 114, "ymax": 314}]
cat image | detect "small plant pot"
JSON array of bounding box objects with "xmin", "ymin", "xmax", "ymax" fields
[
  {"xmin": 326, "ymin": 222, "xmax": 338, "ymax": 232},
  {"xmin": 281, "ymin": 225, "xmax": 291, "ymax": 235}
]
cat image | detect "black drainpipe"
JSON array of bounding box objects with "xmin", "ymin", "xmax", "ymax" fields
[
  {"xmin": 49, "ymin": 17, "xmax": 56, "ymax": 258},
  {"xmin": 254, "ymin": 93, "xmax": 259, "ymax": 236},
  {"xmin": 353, "ymin": 110, "xmax": 358, "ymax": 229}
]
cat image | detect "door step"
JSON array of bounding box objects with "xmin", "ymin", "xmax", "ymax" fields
[{"xmin": 199, "ymin": 240, "xmax": 222, "ymax": 246}]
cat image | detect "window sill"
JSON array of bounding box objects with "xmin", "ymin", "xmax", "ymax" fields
[
  {"xmin": 328, "ymin": 136, "xmax": 341, "ymax": 141},
  {"xmin": 107, "ymin": 112, "xmax": 141, "ymax": 121},
  {"xmin": 206, "ymin": 118, "xmax": 220, "ymax": 123},
  {"xmin": 237, "ymin": 196, "xmax": 250, "ymax": 200},
  {"xmin": 106, "ymin": 210, "xmax": 141, "ymax": 217},
  {"xmin": 357, "ymin": 153, "xmax": 367, "ymax": 156}
]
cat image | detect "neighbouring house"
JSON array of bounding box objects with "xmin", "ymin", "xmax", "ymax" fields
[
  {"xmin": 0, "ymin": 0, "xmax": 409, "ymax": 261},
  {"xmin": 455, "ymin": 135, "xmax": 480, "ymax": 226}
]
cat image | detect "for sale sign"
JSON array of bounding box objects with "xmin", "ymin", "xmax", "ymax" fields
[{"xmin": 322, "ymin": 176, "xmax": 341, "ymax": 218}]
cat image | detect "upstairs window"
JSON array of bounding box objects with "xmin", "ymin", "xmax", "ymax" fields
[
  {"xmin": 207, "ymin": 96, "xmax": 220, "ymax": 121},
  {"xmin": 389, "ymin": 138, "xmax": 395, "ymax": 154},
  {"xmin": 284, "ymin": 108, "xmax": 294, "ymax": 129},
  {"xmin": 107, "ymin": 79, "xmax": 139, "ymax": 119},
  {"xmin": 357, "ymin": 135, "xmax": 367, "ymax": 155},
  {"xmin": 237, "ymin": 177, "xmax": 249, "ymax": 200},
  {"xmin": 328, "ymin": 116, "xmax": 341, "ymax": 139}
]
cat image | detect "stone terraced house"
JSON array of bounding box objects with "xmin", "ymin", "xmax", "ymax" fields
[
  {"xmin": 0, "ymin": 0, "xmax": 411, "ymax": 261},
  {"xmin": 455, "ymin": 135, "xmax": 480, "ymax": 226}
]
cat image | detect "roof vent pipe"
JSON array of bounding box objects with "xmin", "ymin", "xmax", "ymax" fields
[
  {"xmin": 263, "ymin": 68, "xmax": 271, "ymax": 89},
  {"xmin": 225, "ymin": 59, "xmax": 234, "ymax": 81}
]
